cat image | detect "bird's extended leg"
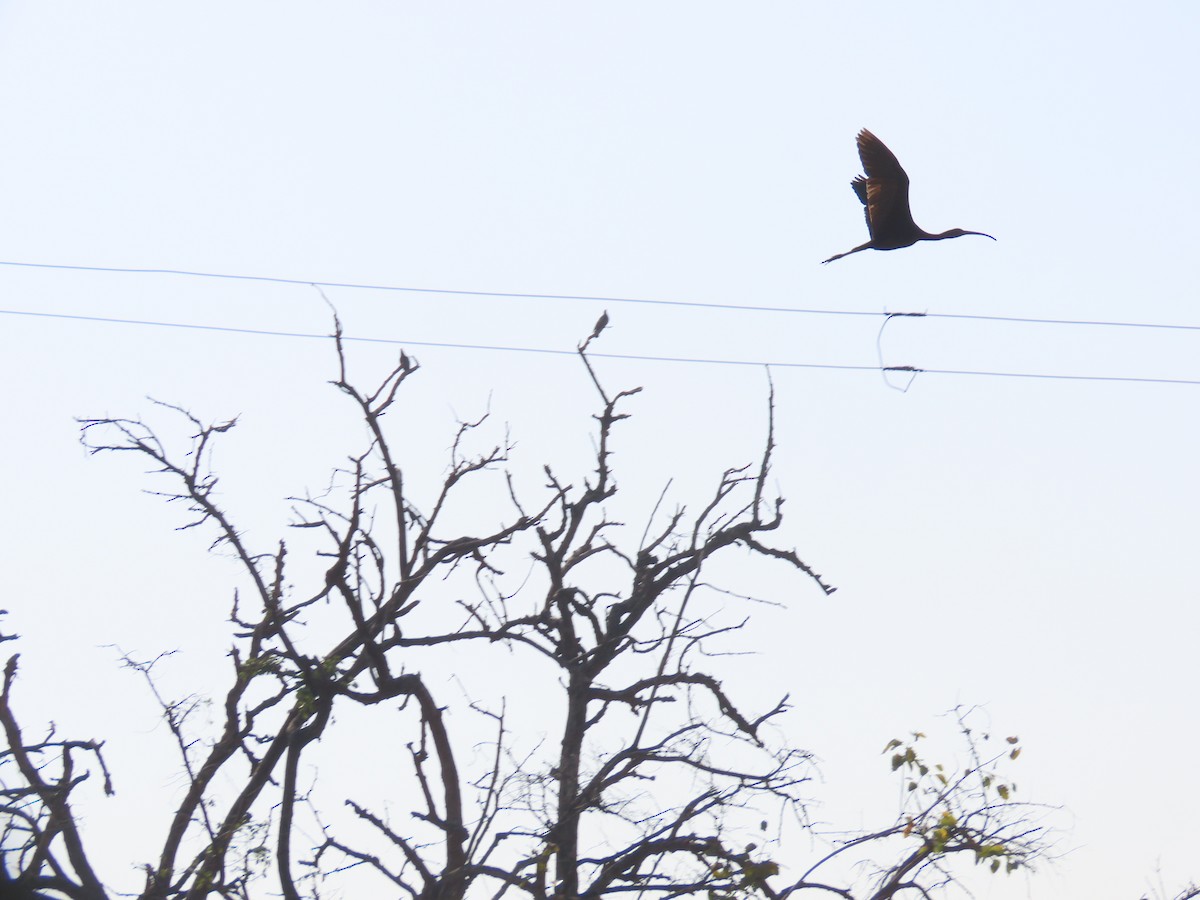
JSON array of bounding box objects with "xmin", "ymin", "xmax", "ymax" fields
[{"xmin": 821, "ymin": 241, "xmax": 873, "ymax": 265}]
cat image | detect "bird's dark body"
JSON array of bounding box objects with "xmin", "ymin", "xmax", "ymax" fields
[{"xmin": 822, "ymin": 129, "xmax": 994, "ymax": 264}]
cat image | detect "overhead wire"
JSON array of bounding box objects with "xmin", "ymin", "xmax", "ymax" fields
[
  {"xmin": 3, "ymin": 258, "xmax": 1200, "ymax": 333},
  {"xmin": 0, "ymin": 307, "xmax": 880, "ymax": 372},
  {"xmin": 5, "ymin": 306, "xmax": 1200, "ymax": 387},
  {"xmin": 0, "ymin": 259, "xmax": 866, "ymax": 319}
]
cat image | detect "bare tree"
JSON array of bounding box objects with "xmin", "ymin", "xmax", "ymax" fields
[
  {"xmin": 0, "ymin": 636, "xmax": 112, "ymax": 900},
  {"xmin": 0, "ymin": 319, "xmax": 1064, "ymax": 899},
  {"xmin": 782, "ymin": 712, "xmax": 1049, "ymax": 900}
]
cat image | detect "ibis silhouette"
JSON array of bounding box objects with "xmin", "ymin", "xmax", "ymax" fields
[{"xmin": 822, "ymin": 129, "xmax": 995, "ymax": 264}]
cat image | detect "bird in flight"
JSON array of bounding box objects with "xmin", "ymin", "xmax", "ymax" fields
[{"xmin": 822, "ymin": 129, "xmax": 995, "ymax": 264}]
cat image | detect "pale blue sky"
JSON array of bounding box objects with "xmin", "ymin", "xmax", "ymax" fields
[{"xmin": 1, "ymin": 3, "xmax": 1197, "ymax": 898}]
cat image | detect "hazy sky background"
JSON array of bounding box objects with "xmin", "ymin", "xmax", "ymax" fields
[{"xmin": 1, "ymin": 3, "xmax": 1197, "ymax": 898}]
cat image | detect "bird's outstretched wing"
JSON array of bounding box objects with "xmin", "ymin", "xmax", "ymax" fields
[
  {"xmin": 855, "ymin": 129, "xmax": 917, "ymax": 238},
  {"xmin": 850, "ymin": 175, "xmax": 871, "ymax": 236}
]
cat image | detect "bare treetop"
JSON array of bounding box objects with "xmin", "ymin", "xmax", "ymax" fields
[{"xmin": 0, "ymin": 320, "xmax": 1065, "ymax": 900}]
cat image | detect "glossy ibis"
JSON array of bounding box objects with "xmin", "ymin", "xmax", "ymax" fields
[{"xmin": 822, "ymin": 129, "xmax": 995, "ymax": 264}]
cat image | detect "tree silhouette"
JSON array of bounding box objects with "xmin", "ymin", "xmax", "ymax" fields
[{"xmin": 0, "ymin": 320, "xmax": 1061, "ymax": 900}]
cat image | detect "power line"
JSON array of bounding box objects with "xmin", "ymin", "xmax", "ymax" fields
[
  {"xmin": 6, "ymin": 306, "xmax": 1200, "ymax": 387},
  {"xmin": 926, "ymin": 311, "xmax": 1200, "ymax": 332},
  {"xmin": 0, "ymin": 259, "xmax": 866, "ymax": 319},
  {"xmin": 918, "ymin": 368, "xmax": 1200, "ymax": 386},
  {"xmin": 0, "ymin": 307, "xmax": 877, "ymax": 371},
  {"xmin": 3, "ymin": 258, "xmax": 1200, "ymax": 334}
]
